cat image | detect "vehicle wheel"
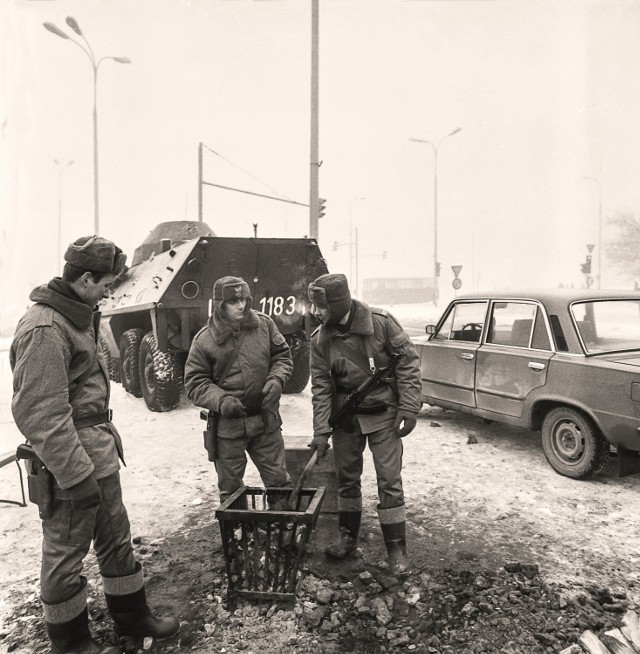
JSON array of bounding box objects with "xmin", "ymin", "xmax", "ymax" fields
[
  {"xmin": 541, "ymin": 407, "xmax": 609, "ymax": 479},
  {"xmin": 99, "ymin": 335, "xmax": 121, "ymax": 383},
  {"xmin": 119, "ymin": 328, "xmax": 145, "ymax": 398},
  {"xmin": 283, "ymin": 333, "xmax": 310, "ymax": 394},
  {"xmin": 139, "ymin": 332, "xmax": 183, "ymax": 412}
]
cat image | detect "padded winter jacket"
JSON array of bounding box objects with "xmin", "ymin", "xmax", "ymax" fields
[
  {"xmin": 184, "ymin": 308, "xmax": 293, "ymax": 439},
  {"xmin": 10, "ymin": 280, "xmax": 123, "ymax": 489},
  {"xmin": 310, "ymin": 299, "xmax": 422, "ymax": 436}
]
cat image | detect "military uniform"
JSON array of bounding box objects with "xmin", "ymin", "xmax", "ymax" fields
[
  {"xmin": 184, "ymin": 276, "xmax": 293, "ymax": 503},
  {"xmin": 11, "ymin": 236, "xmax": 178, "ymax": 654},
  {"xmin": 308, "ymin": 274, "xmax": 422, "ymax": 574}
]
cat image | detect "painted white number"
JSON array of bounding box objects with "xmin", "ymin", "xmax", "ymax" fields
[{"xmin": 258, "ymin": 295, "xmax": 299, "ymax": 316}]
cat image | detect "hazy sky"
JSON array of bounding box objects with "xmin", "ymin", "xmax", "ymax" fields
[{"xmin": 2, "ymin": 0, "xmax": 640, "ymax": 330}]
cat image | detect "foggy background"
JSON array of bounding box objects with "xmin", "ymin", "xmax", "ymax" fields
[{"xmin": 2, "ymin": 0, "xmax": 640, "ymax": 336}]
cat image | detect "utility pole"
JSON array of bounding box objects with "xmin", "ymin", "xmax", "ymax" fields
[
  {"xmin": 309, "ymin": 0, "xmax": 320, "ymax": 239},
  {"xmin": 198, "ymin": 142, "xmax": 203, "ymax": 222}
]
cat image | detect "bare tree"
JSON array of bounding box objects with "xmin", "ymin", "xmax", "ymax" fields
[{"xmin": 606, "ymin": 211, "xmax": 640, "ymax": 283}]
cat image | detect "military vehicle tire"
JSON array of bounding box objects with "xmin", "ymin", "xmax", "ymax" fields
[
  {"xmin": 119, "ymin": 328, "xmax": 145, "ymax": 398},
  {"xmin": 139, "ymin": 332, "xmax": 183, "ymax": 412},
  {"xmin": 99, "ymin": 335, "xmax": 121, "ymax": 384},
  {"xmin": 283, "ymin": 333, "xmax": 310, "ymax": 394}
]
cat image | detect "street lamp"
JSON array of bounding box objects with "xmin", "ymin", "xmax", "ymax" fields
[
  {"xmin": 410, "ymin": 127, "xmax": 461, "ymax": 305},
  {"xmin": 54, "ymin": 158, "xmax": 74, "ymax": 274},
  {"xmin": 349, "ymin": 196, "xmax": 366, "ymax": 290},
  {"xmin": 581, "ymin": 176, "xmax": 603, "ymax": 289},
  {"xmin": 44, "ymin": 17, "xmax": 130, "ymax": 236}
]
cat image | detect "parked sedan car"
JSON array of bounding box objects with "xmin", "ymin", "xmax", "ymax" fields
[{"xmin": 413, "ymin": 289, "xmax": 640, "ymax": 479}]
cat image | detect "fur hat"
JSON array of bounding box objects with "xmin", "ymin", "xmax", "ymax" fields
[
  {"xmin": 213, "ymin": 276, "xmax": 252, "ymax": 314},
  {"xmin": 308, "ymin": 273, "xmax": 352, "ymax": 323},
  {"xmin": 64, "ymin": 236, "xmax": 127, "ymax": 275}
]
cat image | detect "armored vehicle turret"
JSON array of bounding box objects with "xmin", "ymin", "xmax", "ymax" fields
[{"xmin": 99, "ymin": 221, "xmax": 328, "ymax": 412}]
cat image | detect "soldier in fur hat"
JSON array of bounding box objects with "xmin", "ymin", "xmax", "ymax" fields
[
  {"xmin": 10, "ymin": 236, "xmax": 179, "ymax": 654},
  {"xmin": 307, "ymin": 273, "xmax": 422, "ymax": 575},
  {"xmin": 184, "ymin": 276, "xmax": 293, "ymax": 506}
]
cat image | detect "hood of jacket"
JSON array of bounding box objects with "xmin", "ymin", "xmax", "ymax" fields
[
  {"xmin": 315, "ymin": 299, "xmax": 373, "ymax": 345},
  {"xmin": 208, "ymin": 306, "xmax": 261, "ymax": 344},
  {"xmin": 29, "ymin": 278, "xmax": 94, "ymax": 330}
]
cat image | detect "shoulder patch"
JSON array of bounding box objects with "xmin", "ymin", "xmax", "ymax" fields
[{"xmin": 271, "ymin": 330, "xmax": 286, "ymax": 347}]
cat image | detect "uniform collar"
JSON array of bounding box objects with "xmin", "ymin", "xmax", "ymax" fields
[{"xmin": 316, "ymin": 299, "xmax": 374, "ymax": 344}]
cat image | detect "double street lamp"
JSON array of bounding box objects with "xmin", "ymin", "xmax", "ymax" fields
[
  {"xmin": 410, "ymin": 127, "xmax": 462, "ymax": 305},
  {"xmin": 44, "ymin": 17, "xmax": 130, "ymax": 236}
]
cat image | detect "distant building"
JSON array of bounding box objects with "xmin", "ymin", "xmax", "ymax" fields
[{"xmin": 362, "ymin": 277, "xmax": 436, "ymax": 305}]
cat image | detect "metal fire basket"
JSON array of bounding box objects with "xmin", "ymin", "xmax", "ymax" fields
[{"xmin": 215, "ymin": 486, "xmax": 325, "ymax": 604}]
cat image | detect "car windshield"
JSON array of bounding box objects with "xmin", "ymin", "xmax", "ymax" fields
[{"xmin": 571, "ymin": 300, "xmax": 640, "ymax": 353}]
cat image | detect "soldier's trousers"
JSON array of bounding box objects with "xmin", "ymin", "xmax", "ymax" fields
[
  {"xmin": 215, "ymin": 427, "xmax": 291, "ymax": 502},
  {"xmin": 331, "ymin": 421, "xmax": 405, "ymax": 513},
  {"xmin": 40, "ymin": 472, "xmax": 138, "ymax": 623}
]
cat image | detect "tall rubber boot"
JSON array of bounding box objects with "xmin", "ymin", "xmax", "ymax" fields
[
  {"xmin": 46, "ymin": 607, "xmax": 121, "ymax": 654},
  {"xmin": 105, "ymin": 579, "xmax": 179, "ymax": 641},
  {"xmin": 324, "ymin": 511, "xmax": 361, "ymax": 559},
  {"xmin": 381, "ymin": 521, "xmax": 411, "ymax": 576}
]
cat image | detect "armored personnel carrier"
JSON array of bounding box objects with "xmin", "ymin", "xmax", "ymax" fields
[{"xmin": 99, "ymin": 221, "xmax": 328, "ymax": 412}]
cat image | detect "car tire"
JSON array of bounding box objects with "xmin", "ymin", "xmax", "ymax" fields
[
  {"xmin": 139, "ymin": 331, "xmax": 183, "ymax": 412},
  {"xmin": 119, "ymin": 328, "xmax": 145, "ymax": 398},
  {"xmin": 541, "ymin": 407, "xmax": 609, "ymax": 479}
]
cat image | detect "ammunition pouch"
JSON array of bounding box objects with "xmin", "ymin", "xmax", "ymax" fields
[
  {"xmin": 16, "ymin": 443, "xmax": 54, "ymax": 520},
  {"xmin": 200, "ymin": 410, "xmax": 218, "ymax": 462}
]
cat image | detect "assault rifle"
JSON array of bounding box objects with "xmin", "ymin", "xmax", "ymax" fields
[{"xmin": 328, "ymin": 351, "xmax": 404, "ymax": 431}]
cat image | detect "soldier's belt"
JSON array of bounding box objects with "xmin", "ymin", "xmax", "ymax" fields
[{"xmin": 74, "ymin": 409, "xmax": 113, "ymax": 430}]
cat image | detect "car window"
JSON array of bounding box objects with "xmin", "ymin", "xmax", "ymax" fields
[
  {"xmin": 487, "ymin": 302, "xmax": 538, "ymax": 347},
  {"xmin": 433, "ymin": 302, "xmax": 487, "ymax": 343},
  {"xmin": 531, "ymin": 308, "xmax": 552, "ymax": 350},
  {"xmin": 571, "ymin": 299, "xmax": 640, "ymax": 353}
]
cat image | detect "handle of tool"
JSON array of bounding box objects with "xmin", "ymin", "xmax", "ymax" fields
[{"xmin": 287, "ymin": 449, "xmax": 319, "ymax": 510}]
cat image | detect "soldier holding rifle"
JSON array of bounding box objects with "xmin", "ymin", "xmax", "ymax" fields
[{"xmin": 307, "ymin": 273, "xmax": 422, "ymax": 575}]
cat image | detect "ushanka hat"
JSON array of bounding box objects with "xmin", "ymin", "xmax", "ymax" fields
[
  {"xmin": 64, "ymin": 236, "xmax": 127, "ymax": 275},
  {"xmin": 308, "ymin": 273, "xmax": 352, "ymax": 323}
]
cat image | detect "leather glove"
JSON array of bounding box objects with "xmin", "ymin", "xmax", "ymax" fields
[
  {"xmin": 394, "ymin": 410, "xmax": 417, "ymax": 438},
  {"xmin": 219, "ymin": 395, "xmax": 247, "ymax": 419},
  {"xmin": 308, "ymin": 433, "xmax": 331, "ymax": 459},
  {"xmin": 261, "ymin": 378, "xmax": 283, "ymax": 409},
  {"xmin": 68, "ymin": 474, "xmax": 101, "ymax": 510}
]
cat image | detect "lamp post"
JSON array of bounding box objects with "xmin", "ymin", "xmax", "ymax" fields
[
  {"xmin": 44, "ymin": 17, "xmax": 130, "ymax": 236},
  {"xmin": 54, "ymin": 158, "xmax": 74, "ymax": 273},
  {"xmin": 581, "ymin": 176, "xmax": 603, "ymax": 289},
  {"xmin": 410, "ymin": 127, "xmax": 461, "ymax": 305},
  {"xmin": 349, "ymin": 196, "xmax": 366, "ymax": 287}
]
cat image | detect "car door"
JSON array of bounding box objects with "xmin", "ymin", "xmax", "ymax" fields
[
  {"xmin": 420, "ymin": 300, "xmax": 488, "ymax": 407},
  {"xmin": 475, "ymin": 301, "xmax": 554, "ymax": 417}
]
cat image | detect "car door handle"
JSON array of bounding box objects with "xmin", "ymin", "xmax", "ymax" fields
[
  {"xmin": 528, "ymin": 362, "xmax": 546, "ymax": 371},
  {"xmin": 461, "ymin": 353, "xmax": 474, "ymax": 361}
]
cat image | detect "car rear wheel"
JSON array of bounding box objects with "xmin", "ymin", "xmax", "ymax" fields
[
  {"xmin": 541, "ymin": 407, "xmax": 609, "ymax": 479},
  {"xmin": 139, "ymin": 331, "xmax": 183, "ymax": 412},
  {"xmin": 99, "ymin": 334, "xmax": 121, "ymax": 384},
  {"xmin": 119, "ymin": 328, "xmax": 145, "ymax": 398}
]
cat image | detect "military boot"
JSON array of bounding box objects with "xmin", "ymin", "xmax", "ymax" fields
[
  {"xmin": 105, "ymin": 586, "xmax": 179, "ymax": 641},
  {"xmin": 381, "ymin": 521, "xmax": 411, "ymax": 577},
  {"xmin": 46, "ymin": 607, "xmax": 121, "ymax": 654},
  {"xmin": 324, "ymin": 511, "xmax": 361, "ymax": 559}
]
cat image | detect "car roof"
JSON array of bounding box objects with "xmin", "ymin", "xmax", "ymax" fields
[{"xmin": 453, "ymin": 288, "xmax": 640, "ymax": 310}]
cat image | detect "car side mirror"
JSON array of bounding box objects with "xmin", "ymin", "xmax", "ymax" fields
[{"xmin": 425, "ymin": 324, "xmax": 436, "ymax": 335}]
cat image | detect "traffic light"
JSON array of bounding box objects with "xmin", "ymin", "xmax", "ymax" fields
[
  {"xmin": 580, "ymin": 255, "xmax": 592, "ymax": 275},
  {"xmin": 436, "ymin": 261, "xmax": 442, "ymax": 277},
  {"xmin": 318, "ymin": 197, "xmax": 327, "ymax": 218}
]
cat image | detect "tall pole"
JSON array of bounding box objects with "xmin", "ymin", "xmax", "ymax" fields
[
  {"xmin": 44, "ymin": 17, "xmax": 130, "ymax": 236},
  {"xmin": 198, "ymin": 142, "xmax": 203, "ymax": 222},
  {"xmin": 582, "ymin": 176, "xmax": 603, "ymax": 289},
  {"xmin": 409, "ymin": 127, "xmax": 461, "ymax": 306},
  {"xmin": 54, "ymin": 159, "xmax": 74, "ymax": 274},
  {"xmin": 309, "ymin": 0, "xmax": 320, "ymax": 239}
]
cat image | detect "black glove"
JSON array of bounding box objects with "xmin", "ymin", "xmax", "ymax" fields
[
  {"xmin": 261, "ymin": 379, "xmax": 283, "ymax": 409},
  {"xmin": 68, "ymin": 474, "xmax": 101, "ymax": 510},
  {"xmin": 393, "ymin": 410, "xmax": 417, "ymax": 438},
  {"xmin": 219, "ymin": 395, "xmax": 247, "ymax": 419},
  {"xmin": 308, "ymin": 433, "xmax": 331, "ymax": 459}
]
